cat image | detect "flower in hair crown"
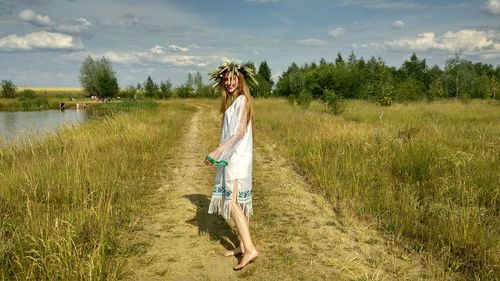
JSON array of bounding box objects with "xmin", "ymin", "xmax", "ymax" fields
[{"xmin": 209, "ymin": 61, "xmax": 258, "ymax": 88}]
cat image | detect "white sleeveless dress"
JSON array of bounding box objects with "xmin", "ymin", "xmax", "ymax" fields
[{"xmin": 208, "ymin": 95, "xmax": 253, "ymax": 220}]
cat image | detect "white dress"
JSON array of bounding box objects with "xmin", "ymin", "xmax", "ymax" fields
[{"xmin": 208, "ymin": 95, "xmax": 253, "ymax": 220}]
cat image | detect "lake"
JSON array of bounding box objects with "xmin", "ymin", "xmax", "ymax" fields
[{"xmin": 0, "ymin": 109, "xmax": 92, "ymax": 143}]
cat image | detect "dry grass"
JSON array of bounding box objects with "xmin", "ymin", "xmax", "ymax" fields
[
  {"xmin": 0, "ymin": 101, "xmax": 195, "ymax": 280},
  {"xmin": 18, "ymin": 87, "xmax": 84, "ymax": 95},
  {"xmin": 254, "ymin": 98, "xmax": 499, "ymax": 280}
]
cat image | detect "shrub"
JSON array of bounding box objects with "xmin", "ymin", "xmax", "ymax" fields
[
  {"xmin": 323, "ymin": 89, "xmax": 345, "ymax": 115},
  {"xmin": 1, "ymin": 79, "xmax": 16, "ymax": 98}
]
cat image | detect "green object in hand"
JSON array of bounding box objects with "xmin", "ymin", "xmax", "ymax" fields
[{"xmin": 206, "ymin": 156, "xmax": 228, "ymax": 168}]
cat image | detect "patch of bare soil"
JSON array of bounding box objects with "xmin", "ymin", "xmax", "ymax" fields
[{"xmin": 124, "ymin": 102, "xmax": 452, "ymax": 280}]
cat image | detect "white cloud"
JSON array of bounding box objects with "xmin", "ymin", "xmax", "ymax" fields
[
  {"xmin": 18, "ymin": 9, "xmax": 54, "ymax": 27},
  {"xmin": 298, "ymin": 38, "xmax": 327, "ymax": 46},
  {"xmin": 60, "ymin": 48, "xmax": 219, "ymax": 68},
  {"xmin": 487, "ymin": 0, "xmax": 500, "ymax": 15},
  {"xmin": 52, "ymin": 18, "xmax": 92, "ymax": 35},
  {"xmin": 385, "ymin": 30, "xmax": 498, "ymax": 53},
  {"xmin": 328, "ymin": 27, "xmax": 345, "ymax": 37},
  {"xmin": 168, "ymin": 44, "xmax": 189, "ymax": 52},
  {"xmin": 392, "ymin": 20, "xmax": 405, "ymax": 29},
  {"xmin": 360, "ymin": 42, "xmax": 386, "ymax": 49},
  {"xmin": 100, "ymin": 51, "xmax": 143, "ymax": 64},
  {"xmin": 386, "ymin": 32, "xmax": 438, "ymax": 50},
  {"xmin": 151, "ymin": 45, "xmax": 166, "ymax": 55},
  {"xmin": 0, "ymin": 31, "xmax": 83, "ymax": 52}
]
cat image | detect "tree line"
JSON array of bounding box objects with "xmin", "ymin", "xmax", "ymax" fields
[
  {"xmin": 3, "ymin": 53, "xmax": 498, "ymax": 106},
  {"xmin": 77, "ymin": 56, "xmax": 275, "ymax": 100},
  {"xmin": 274, "ymin": 52, "xmax": 500, "ymax": 109}
]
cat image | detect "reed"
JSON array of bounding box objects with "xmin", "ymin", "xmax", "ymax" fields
[
  {"xmin": 254, "ymin": 98, "xmax": 499, "ymax": 280},
  {"xmin": 0, "ymin": 101, "xmax": 195, "ymax": 280}
]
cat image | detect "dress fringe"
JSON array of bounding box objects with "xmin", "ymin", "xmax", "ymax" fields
[{"xmin": 208, "ymin": 196, "xmax": 253, "ymax": 220}]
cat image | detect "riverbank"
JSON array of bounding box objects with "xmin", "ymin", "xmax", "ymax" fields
[
  {"xmin": 0, "ymin": 100, "xmax": 195, "ymax": 280},
  {"xmin": 0, "ymin": 88, "xmax": 107, "ymax": 111}
]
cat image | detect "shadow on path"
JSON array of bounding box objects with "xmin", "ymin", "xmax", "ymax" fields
[{"xmin": 184, "ymin": 194, "xmax": 239, "ymax": 253}]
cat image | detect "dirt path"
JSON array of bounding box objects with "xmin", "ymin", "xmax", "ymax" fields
[{"xmin": 124, "ymin": 102, "xmax": 448, "ymax": 280}]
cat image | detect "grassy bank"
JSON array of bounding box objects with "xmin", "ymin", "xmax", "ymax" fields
[
  {"xmin": 0, "ymin": 101, "xmax": 195, "ymax": 280},
  {"xmin": 1, "ymin": 88, "xmax": 91, "ymax": 111},
  {"xmin": 254, "ymin": 98, "xmax": 499, "ymax": 280}
]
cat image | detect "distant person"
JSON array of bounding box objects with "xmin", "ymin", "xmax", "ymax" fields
[
  {"xmin": 59, "ymin": 102, "xmax": 65, "ymax": 110},
  {"xmin": 205, "ymin": 62, "xmax": 259, "ymax": 270}
]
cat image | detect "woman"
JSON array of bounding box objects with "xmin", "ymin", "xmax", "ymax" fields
[{"xmin": 205, "ymin": 62, "xmax": 259, "ymax": 270}]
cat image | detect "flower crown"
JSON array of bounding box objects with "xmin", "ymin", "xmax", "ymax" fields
[{"xmin": 209, "ymin": 61, "xmax": 258, "ymax": 88}]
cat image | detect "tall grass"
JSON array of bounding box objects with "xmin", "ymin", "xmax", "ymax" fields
[
  {"xmin": 0, "ymin": 101, "xmax": 195, "ymax": 280},
  {"xmin": 255, "ymin": 98, "xmax": 499, "ymax": 280}
]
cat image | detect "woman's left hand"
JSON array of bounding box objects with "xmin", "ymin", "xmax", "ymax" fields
[{"xmin": 204, "ymin": 151, "xmax": 217, "ymax": 167}]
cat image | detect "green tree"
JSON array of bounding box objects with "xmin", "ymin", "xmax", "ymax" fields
[
  {"xmin": 143, "ymin": 76, "xmax": 158, "ymax": 98},
  {"xmin": 364, "ymin": 58, "xmax": 394, "ymax": 120},
  {"xmin": 275, "ymin": 62, "xmax": 299, "ymax": 97},
  {"xmin": 347, "ymin": 51, "xmax": 357, "ymax": 66},
  {"xmin": 443, "ymin": 54, "xmax": 477, "ymax": 99},
  {"xmin": 79, "ymin": 56, "xmax": 119, "ymax": 98},
  {"xmin": 335, "ymin": 52, "xmax": 345, "ymax": 65},
  {"xmin": 289, "ymin": 68, "xmax": 304, "ymax": 101},
  {"xmin": 400, "ymin": 52, "xmax": 428, "ymax": 86},
  {"xmin": 472, "ymin": 73, "xmax": 490, "ymax": 99},
  {"xmin": 176, "ymin": 85, "xmax": 191, "ymax": 98},
  {"xmin": 257, "ymin": 61, "xmax": 273, "ymax": 88},
  {"xmin": 395, "ymin": 77, "xmax": 426, "ymax": 101},
  {"xmin": 1, "ymin": 79, "xmax": 17, "ymax": 98},
  {"xmin": 254, "ymin": 75, "xmax": 272, "ymax": 98},
  {"xmin": 427, "ymin": 78, "xmax": 445, "ymax": 101},
  {"xmin": 159, "ymin": 80, "xmax": 173, "ymax": 99},
  {"xmin": 96, "ymin": 67, "xmax": 119, "ymax": 98},
  {"xmin": 193, "ymin": 72, "xmax": 203, "ymax": 95},
  {"xmin": 186, "ymin": 73, "xmax": 194, "ymax": 92}
]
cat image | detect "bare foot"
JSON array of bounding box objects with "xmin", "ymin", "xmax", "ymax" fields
[
  {"xmin": 233, "ymin": 250, "xmax": 259, "ymax": 271},
  {"xmin": 223, "ymin": 246, "xmax": 244, "ymax": 257}
]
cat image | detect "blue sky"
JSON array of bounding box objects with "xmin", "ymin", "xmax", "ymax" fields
[{"xmin": 0, "ymin": 0, "xmax": 499, "ymax": 87}]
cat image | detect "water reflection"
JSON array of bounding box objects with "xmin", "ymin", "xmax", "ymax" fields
[{"xmin": 0, "ymin": 109, "xmax": 91, "ymax": 143}]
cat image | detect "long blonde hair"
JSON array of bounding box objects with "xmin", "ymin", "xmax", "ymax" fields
[{"xmin": 219, "ymin": 71, "xmax": 254, "ymax": 127}]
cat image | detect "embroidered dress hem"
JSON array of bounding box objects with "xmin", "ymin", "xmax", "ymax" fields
[{"xmin": 208, "ymin": 183, "xmax": 253, "ymax": 220}]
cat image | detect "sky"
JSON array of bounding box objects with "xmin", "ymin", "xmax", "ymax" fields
[{"xmin": 0, "ymin": 0, "xmax": 499, "ymax": 87}]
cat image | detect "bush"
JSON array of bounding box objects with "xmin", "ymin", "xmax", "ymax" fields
[
  {"xmin": 1, "ymin": 79, "xmax": 16, "ymax": 98},
  {"xmin": 296, "ymin": 90, "xmax": 312, "ymax": 109},
  {"xmin": 120, "ymin": 86, "xmax": 138, "ymax": 99},
  {"xmin": 323, "ymin": 89, "xmax": 345, "ymax": 115},
  {"xmin": 18, "ymin": 89, "xmax": 38, "ymax": 99},
  {"xmin": 159, "ymin": 80, "xmax": 173, "ymax": 99},
  {"xmin": 176, "ymin": 85, "xmax": 192, "ymax": 98}
]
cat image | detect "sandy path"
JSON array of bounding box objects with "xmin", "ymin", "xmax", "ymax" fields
[{"xmin": 124, "ymin": 102, "xmax": 448, "ymax": 280}]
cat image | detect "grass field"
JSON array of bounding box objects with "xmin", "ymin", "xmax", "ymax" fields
[
  {"xmin": 0, "ymin": 101, "xmax": 195, "ymax": 280},
  {"xmin": 254, "ymin": 98, "xmax": 499, "ymax": 280},
  {"xmin": 0, "ymin": 97, "xmax": 498, "ymax": 279},
  {"xmin": 17, "ymin": 87, "xmax": 84, "ymax": 94}
]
